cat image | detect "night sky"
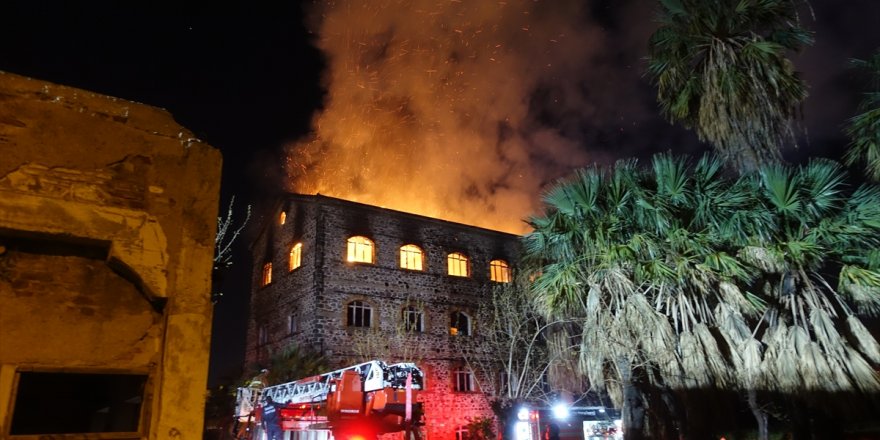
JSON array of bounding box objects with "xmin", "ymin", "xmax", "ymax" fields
[{"xmin": 3, "ymin": 1, "xmax": 879, "ymax": 385}]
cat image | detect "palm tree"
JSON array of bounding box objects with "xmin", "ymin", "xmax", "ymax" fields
[
  {"xmin": 844, "ymin": 49, "xmax": 880, "ymax": 181},
  {"xmin": 265, "ymin": 345, "xmax": 328, "ymax": 385},
  {"xmin": 523, "ymin": 154, "xmax": 880, "ymax": 439},
  {"xmin": 647, "ymin": 0, "xmax": 812, "ymax": 172},
  {"xmin": 524, "ymin": 155, "xmax": 757, "ymax": 438}
]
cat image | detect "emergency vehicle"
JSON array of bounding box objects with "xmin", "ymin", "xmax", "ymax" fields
[
  {"xmin": 512, "ymin": 405, "xmax": 622, "ymax": 440},
  {"xmin": 234, "ymin": 361, "xmax": 424, "ymax": 440}
]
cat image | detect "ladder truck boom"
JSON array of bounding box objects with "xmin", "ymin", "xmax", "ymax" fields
[{"xmin": 234, "ymin": 360, "xmax": 424, "ymax": 440}]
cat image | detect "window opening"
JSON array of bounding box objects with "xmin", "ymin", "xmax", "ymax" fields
[
  {"xmin": 261, "ymin": 262, "xmax": 272, "ymax": 286},
  {"xmin": 347, "ymin": 236, "xmax": 375, "ymax": 263},
  {"xmin": 490, "ymin": 259, "xmax": 511, "ymax": 283},
  {"xmin": 10, "ymin": 372, "xmax": 147, "ymax": 435},
  {"xmin": 347, "ymin": 300, "xmax": 372, "ymax": 327},
  {"xmin": 399, "ymin": 244, "xmax": 424, "ymax": 271},
  {"xmin": 447, "ymin": 252, "xmax": 469, "ymax": 277},
  {"xmin": 289, "ymin": 243, "xmax": 303, "ymax": 271},
  {"xmin": 258, "ymin": 325, "xmax": 268, "ymax": 345},
  {"xmin": 454, "ymin": 368, "xmax": 475, "ymax": 392},
  {"xmin": 402, "ymin": 306, "xmax": 424, "ymax": 332},
  {"xmin": 449, "ymin": 311, "xmax": 471, "ymax": 336}
]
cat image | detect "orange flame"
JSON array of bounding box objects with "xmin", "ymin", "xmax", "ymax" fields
[{"xmin": 286, "ymin": 0, "xmax": 600, "ymax": 234}]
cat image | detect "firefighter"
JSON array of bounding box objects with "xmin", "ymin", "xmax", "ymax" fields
[
  {"xmin": 545, "ymin": 422, "xmax": 560, "ymax": 440},
  {"xmin": 250, "ymin": 369, "xmax": 270, "ymax": 389},
  {"xmin": 262, "ymin": 395, "xmax": 283, "ymax": 440}
]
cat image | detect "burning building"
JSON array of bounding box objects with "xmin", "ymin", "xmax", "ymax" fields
[
  {"xmin": 0, "ymin": 72, "xmax": 221, "ymax": 439},
  {"xmin": 247, "ymin": 193, "xmax": 521, "ymax": 439}
]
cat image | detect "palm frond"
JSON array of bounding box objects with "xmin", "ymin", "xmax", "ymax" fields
[
  {"xmin": 845, "ymin": 315, "xmax": 880, "ymax": 364},
  {"xmin": 844, "ymin": 49, "xmax": 880, "ymax": 181}
]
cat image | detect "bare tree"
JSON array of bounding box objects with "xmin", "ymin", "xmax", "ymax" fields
[
  {"xmin": 213, "ymin": 196, "xmax": 251, "ymax": 302},
  {"xmin": 349, "ymin": 298, "xmax": 431, "ymax": 364},
  {"xmin": 455, "ymin": 276, "xmax": 591, "ymax": 436}
]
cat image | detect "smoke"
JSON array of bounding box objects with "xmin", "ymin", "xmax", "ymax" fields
[{"xmin": 285, "ymin": 0, "xmax": 627, "ymax": 234}]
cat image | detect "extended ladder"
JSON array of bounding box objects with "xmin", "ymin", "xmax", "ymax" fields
[{"xmin": 260, "ymin": 360, "xmax": 423, "ymax": 406}]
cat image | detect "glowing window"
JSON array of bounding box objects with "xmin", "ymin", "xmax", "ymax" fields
[
  {"xmin": 400, "ymin": 244, "xmax": 424, "ymax": 270},
  {"xmin": 490, "ymin": 259, "xmax": 511, "ymax": 283},
  {"xmin": 449, "ymin": 311, "xmax": 471, "ymax": 336},
  {"xmin": 279, "ymin": 211, "xmax": 286, "ymax": 225},
  {"xmin": 289, "ymin": 243, "xmax": 303, "ymax": 271},
  {"xmin": 347, "ymin": 300, "xmax": 372, "ymax": 327},
  {"xmin": 447, "ymin": 252, "xmax": 469, "ymax": 277},
  {"xmin": 402, "ymin": 306, "xmax": 424, "ymax": 332},
  {"xmin": 347, "ymin": 236, "xmax": 375, "ymax": 263},
  {"xmin": 454, "ymin": 368, "xmax": 475, "ymax": 392},
  {"xmin": 261, "ymin": 262, "xmax": 272, "ymax": 286}
]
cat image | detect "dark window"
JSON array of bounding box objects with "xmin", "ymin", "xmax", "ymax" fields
[
  {"xmin": 450, "ymin": 311, "xmax": 471, "ymax": 336},
  {"xmin": 347, "ymin": 300, "xmax": 372, "ymax": 327},
  {"xmin": 454, "ymin": 368, "xmax": 474, "ymax": 392},
  {"xmin": 258, "ymin": 325, "xmax": 268, "ymax": 345},
  {"xmin": 402, "ymin": 306, "xmax": 424, "ymax": 332},
  {"xmin": 10, "ymin": 372, "xmax": 146, "ymax": 435}
]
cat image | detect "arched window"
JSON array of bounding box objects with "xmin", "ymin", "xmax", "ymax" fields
[
  {"xmin": 347, "ymin": 300, "xmax": 372, "ymax": 327},
  {"xmin": 449, "ymin": 311, "xmax": 471, "ymax": 336},
  {"xmin": 447, "ymin": 252, "xmax": 469, "ymax": 277},
  {"xmin": 289, "ymin": 243, "xmax": 303, "ymax": 271},
  {"xmin": 490, "ymin": 259, "xmax": 511, "ymax": 283},
  {"xmin": 402, "ymin": 306, "xmax": 424, "ymax": 332},
  {"xmin": 399, "ymin": 244, "xmax": 424, "ymax": 270},
  {"xmin": 453, "ymin": 367, "xmax": 475, "ymax": 392},
  {"xmin": 347, "ymin": 236, "xmax": 375, "ymax": 263},
  {"xmin": 261, "ymin": 262, "xmax": 272, "ymax": 286},
  {"xmin": 279, "ymin": 211, "xmax": 286, "ymax": 225}
]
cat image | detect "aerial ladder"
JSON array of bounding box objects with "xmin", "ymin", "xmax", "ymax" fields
[{"xmin": 234, "ymin": 361, "xmax": 424, "ymax": 440}]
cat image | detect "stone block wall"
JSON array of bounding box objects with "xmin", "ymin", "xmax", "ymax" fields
[
  {"xmin": 0, "ymin": 71, "xmax": 221, "ymax": 440},
  {"xmin": 247, "ymin": 194, "xmax": 520, "ymax": 440}
]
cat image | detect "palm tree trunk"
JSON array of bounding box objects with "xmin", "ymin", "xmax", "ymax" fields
[
  {"xmin": 619, "ymin": 361, "xmax": 646, "ymax": 440},
  {"xmin": 747, "ymin": 389, "xmax": 768, "ymax": 440},
  {"xmin": 659, "ymin": 388, "xmax": 685, "ymax": 440}
]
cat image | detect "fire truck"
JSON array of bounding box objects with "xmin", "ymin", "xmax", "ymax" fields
[{"xmin": 234, "ymin": 361, "xmax": 424, "ymax": 440}]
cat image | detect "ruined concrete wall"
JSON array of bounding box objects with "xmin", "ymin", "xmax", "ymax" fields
[
  {"xmin": 0, "ymin": 71, "xmax": 221, "ymax": 440},
  {"xmin": 248, "ymin": 194, "xmax": 520, "ymax": 440}
]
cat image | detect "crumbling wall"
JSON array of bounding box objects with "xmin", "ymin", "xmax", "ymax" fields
[{"xmin": 0, "ymin": 71, "xmax": 221, "ymax": 440}]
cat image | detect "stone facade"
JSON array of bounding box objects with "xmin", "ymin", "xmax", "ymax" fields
[
  {"xmin": 0, "ymin": 71, "xmax": 221, "ymax": 439},
  {"xmin": 246, "ymin": 194, "xmax": 521, "ymax": 440}
]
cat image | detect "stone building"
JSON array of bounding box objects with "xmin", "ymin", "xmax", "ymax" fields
[
  {"xmin": 247, "ymin": 193, "xmax": 521, "ymax": 440},
  {"xmin": 0, "ymin": 72, "xmax": 221, "ymax": 439}
]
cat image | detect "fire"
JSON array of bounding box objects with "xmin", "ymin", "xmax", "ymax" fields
[{"xmin": 285, "ymin": 0, "xmax": 602, "ymax": 234}]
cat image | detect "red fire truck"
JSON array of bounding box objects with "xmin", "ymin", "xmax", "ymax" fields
[{"xmin": 234, "ymin": 361, "xmax": 423, "ymax": 440}]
